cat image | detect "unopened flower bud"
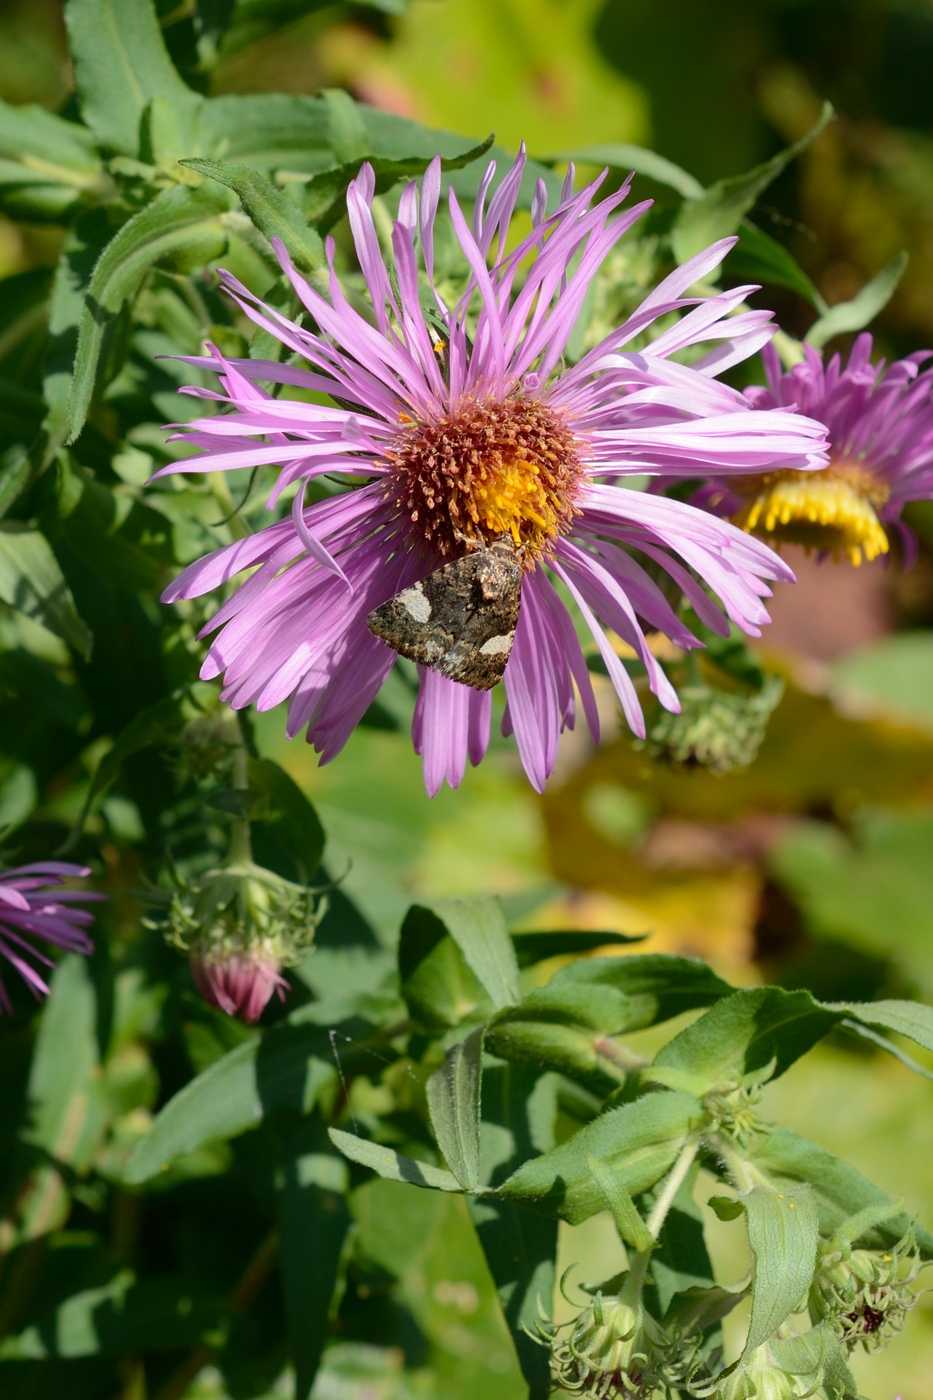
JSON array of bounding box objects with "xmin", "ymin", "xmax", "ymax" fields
[
  {"xmin": 640, "ymin": 677, "xmax": 783, "ymax": 775},
  {"xmin": 165, "ymin": 860, "xmax": 323, "ymax": 1023},
  {"xmin": 544, "ymin": 1287, "xmax": 685, "ymax": 1399},
  {"xmin": 190, "ymin": 947, "xmax": 288, "ymax": 1023},
  {"xmin": 810, "ymin": 1226, "xmax": 924, "ymax": 1353},
  {"xmin": 693, "ymin": 1344, "xmax": 820, "ymax": 1400}
]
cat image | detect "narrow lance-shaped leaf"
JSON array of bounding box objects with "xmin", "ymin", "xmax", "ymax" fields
[
  {"xmin": 278, "ymin": 1116, "xmax": 351, "ymax": 1400},
  {"xmin": 124, "ymin": 1022, "xmax": 338, "ymax": 1182},
  {"xmin": 65, "ymin": 0, "xmax": 202, "ymax": 158},
  {"xmin": 545, "ymin": 142, "xmax": 704, "ymax": 200},
  {"xmin": 671, "ymin": 102, "xmax": 833, "ymax": 263},
  {"xmin": 181, "ymin": 157, "xmax": 325, "ymax": 273},
  {"xmin": 805, "ymin": 253, "xmax": 908, "ymax": 348},
  {"xmin": 328, "ymin": 1127, "xmax": 464, "ymax": 1193},
  {"xmin": 742, "ymin": 1184, "xmax": 818, "ymax": 1357},
  {"xmin": 0, "ymin": 527, "xmax": 92, "ymax": 658},
  {"xmin": 426, "ymin": 1025, "xmax": 484, "ymax": 1190},
  {"xmin": 65, "ymin": 182, "xmax": 231, "ymax": 444},
  {"xmin": 587, "ymin": 1155, "xmax": 655, "ymax": 1254},
  {"xmin": 646, "ymin": 987, "xmax": 840, "ymax": 1096}
]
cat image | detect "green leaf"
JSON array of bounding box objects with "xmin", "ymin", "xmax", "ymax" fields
[
  {"xmin": 298, "ymin": 136, "xmax": 495, "ymax": 230},
  {"xmin": 42, "ymin": 209, "xmax": 112, "ymax": 453},
  {"xmin": 497, "ymin": 1091, "xmax": 705, "ymax": 1225},
  {"xmin": 248, "ymin": 756, "xmax": 326, "ymax": 878},
  {"xmin": 671, "ymin": 103, "xmax": 833, "ymax": 263},
  {"xmin": 468, "ymin": 1063, "xmax": 558, "ymax": 1400},
  {"xmin": 22, "ymin": 956, "xmax": 105, "ymax": 1174},
  {"xmin": 750, "ymin": 1127, "xmax": 933, "ymax": 1256},
  {"xmin": 646, "ymin": 987, "xmax": 839, "ymax": 1095},
  {"xmin": 805, "ymin": 252, "xmax": 908, "ymax": 348},
  {"xmin": 328, "ymin": 1128, "xmax": 463, "ymax": 1193},
  {"xmin": 399, "ymin": 898, "xmax": 520, "ymax": 1030},
  {"xmin": 124, "ymin": 1023, "xmax": 337, "ymax": 1182},
  {"xmin": 742, "ymin": 1184, "xmax": 818, "ymax": 1356},
  {"xmin": 510, "ymin": 929, "xmax": 644, "ymax": 967},
  {"xmin": 487, "ymin": 954, "xmax": 730, "ymax": 1087},
  {"xmin": 399, "ymin": 909, "xmax": 488, "ymax": 1031},
  {"xmin": 0, "ymin": 527, "xmax": 92, "ymax": 658},
  {"xmin": 321, "ymin": 88, "xmax": 370, "ymax": 165},
  {"xmin": 0, "ymin": 97, "xmax": 104, "ymax": 219},
  {"xmin": 0, "ymin": 97, "xmax": 99, "ymax": 175},
  {"xmin": 65, "ymin": 183, "xmax": 231, "ymax": 444},
  {"xmin": 277, "ymin": 1115, "xmax": 351, "ymax": 1400},
  {"xmin": 728, "ymin": 220, "xmax": 825, "ymax": 310},
  {"xmin": 426, "ymin": 1026, "xmax": 484, "ymax": 1191},
  {"xmin": 832, "ymin": 998, "xmax": 933, "ymax": 1065},
  {"xmin": 182, "ymin": 157, "xmax": 324, "ymax": 273},
  {"xmin": 199, "ymin": 93, "xmax": 333, "ymax": 170},
  {"xmin": 587, "ymin": 1154, "xmax": 655, "ymax": 1253},
  {"xmin": 770, "ymin": 1322, "xmax": 860, "ymax": 1400},
  {"xmin": 545, "ymin": 143, "xmax": 704, "ymax": 199},
  {"xmin": 429, "ymin": 898, "xmax": 521, "ymax": 1009},
  {"xmin": 65, "ymin": 0, "xmax": 201, "ymax": 157}
]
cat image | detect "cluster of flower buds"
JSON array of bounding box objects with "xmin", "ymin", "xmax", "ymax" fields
[
  {"xmin": 689, "ymin": 1341, "xmax": 827, "ymax": 1399},
  {"xmin": 166, "ymin": 859, "xmax": 323, "ymax": 1023},
  {"xmin": 809, "ymin": 1210, "xmax": 925, "ymax": 1354},
  {"xmin": 537, "ymin": 1274, "xmax": 697, "ymax": 1400},
  {"xmin": 640, "ymin": 677, "xmax": 784, "ymax": 776}
]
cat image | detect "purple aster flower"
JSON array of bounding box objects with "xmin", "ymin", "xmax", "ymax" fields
[
  {"xmin": 695, "ymin": 334, "xmax": 933, "ymax": 566},
  {"xmin": 0, "ymin": 861, "xmax": 103, "ymax": 1012},
  {"xmin": 158, "ymin": 149, "xmax": 827, "ymax": 793}
]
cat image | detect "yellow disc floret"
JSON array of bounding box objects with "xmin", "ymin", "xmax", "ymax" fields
[
  {"xmin": 390, "ymin": 397, "xmax": 582, "ymax": 565},
  {"xmin": 732, "ymin": 463, "xmax": 890, "ymax": 566}
]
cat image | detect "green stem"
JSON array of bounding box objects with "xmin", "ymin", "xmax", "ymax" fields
[
  {"xmin": 226, "ymin": 711, "xmax": 252, "ymax": 867},
  {"xmin": 646, "ymin": 1138, "xmax": 700, "ymax": 1240},
  {"xmin": 618, "ymin": 1138, "xmax": 701, "ymax": 1307}
]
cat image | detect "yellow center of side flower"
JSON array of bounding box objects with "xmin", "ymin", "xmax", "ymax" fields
[
  {"xmin": 731, "ymin": 463, "xmax": 891, "ymax": 566},
  {"xmin": 390, "ymin": 397, "xmax": 582, "ymax": 564}
]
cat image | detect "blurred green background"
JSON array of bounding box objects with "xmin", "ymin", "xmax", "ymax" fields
[{"xmin": 3, "ymin": 1, "xmax": 933, "ymax": 1396}]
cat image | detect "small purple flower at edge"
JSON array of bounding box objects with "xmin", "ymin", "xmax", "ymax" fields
[
  {"xmin": 0, "ymin": 862, "xmax": 104, "ymax": 1013},
  {"xmin": 157, "ymin": 147, "xmax": 828, "ymax": 795},
  {"xmin": 695, "ymin": 334, "xmax": 933, "ymax": 566}
]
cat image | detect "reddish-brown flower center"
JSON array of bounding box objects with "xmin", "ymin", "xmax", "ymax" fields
[{"xmin": 387, "ymin": 396, "xmax": 582, "ymax": 565}]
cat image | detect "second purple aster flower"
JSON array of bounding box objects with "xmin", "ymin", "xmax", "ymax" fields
[{"xmin": 158, "ymin": 149, "xmax": 828, "ymax": 793}]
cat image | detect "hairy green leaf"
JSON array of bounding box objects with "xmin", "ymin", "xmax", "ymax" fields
[
  {"xmin": 65, "ymin": 0, "xmax": 201, "ymax": 157},
  {"xmin": 587, "ymin": 1154, "xmax": 655, "ymax": 1253},
  {"xmin": 328, "ymin": 1128, "xmax": 463, "ymax": 1192},
  {"xmin": 65, "ymin": 183, "xmax": 231, "ymax": 443},
  {"xmin": 426, "ymin": 1026, "xmax": 484, "ymax": 1190},
  {"xmin": 750, "ymin": 1128, "xmax": 933, "ymax": 1256},
  {"xmin": 743, "ymin": 1184, "xmax": 818, "ymax": 1356},
  {"xmin": 497, "ymin": 1092, "xmax": 705, "ymax": 1225},
  {"xmin": 647, "ymin": 987, "xmax": 839, "ymax": 1095},
  {"xmin": 182, "ymin": 157, "xmax": 324, "ymax": 272}
]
